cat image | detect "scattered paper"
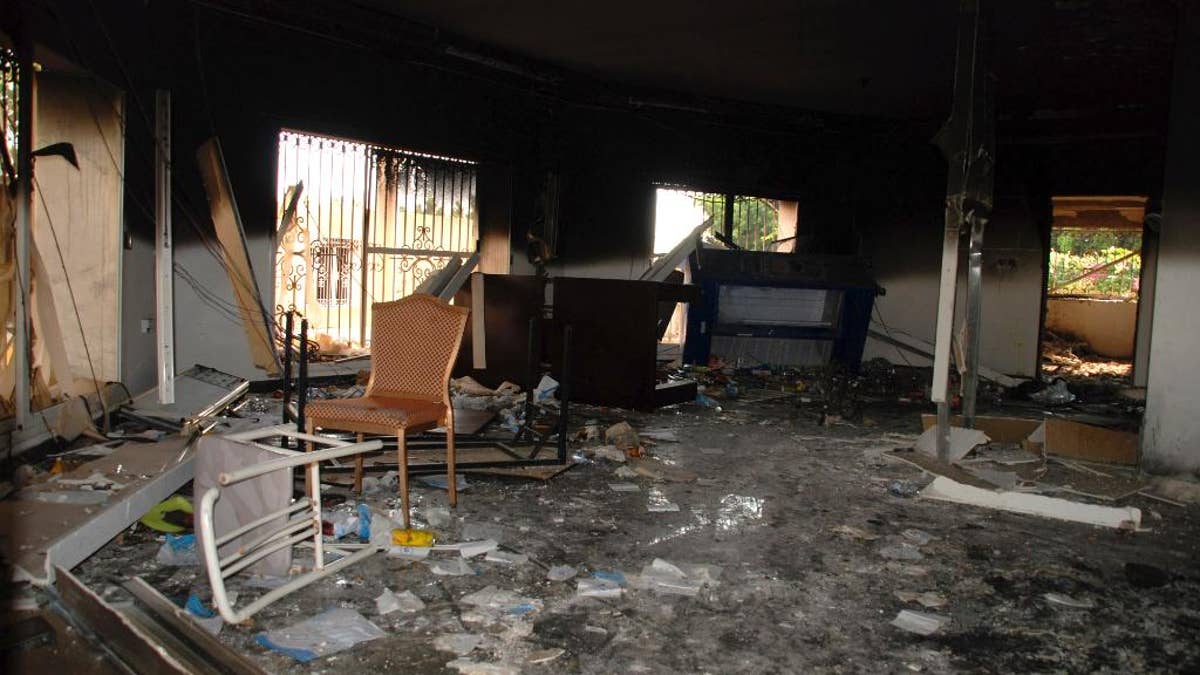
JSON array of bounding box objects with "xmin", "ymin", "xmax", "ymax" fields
[
  {"xmin": 447, "ymin": 659, "xmax": 519, "ymax": 675},
  {"xmin": 429, "ymin": 558, "xmax": 475, "ymax": 576},
  {"xmin": 547, "ymin": 565, "xmax": 577, "ymax": 582},
  {"xmin": 577, "ymin": 577, "xmax": 623, "ymax": 598},
  {"xmin": 448, "ymin": 539, "xmax": 500, "ymax": 559},
  {"xmin": 831, "ymin": 525, "xmax": 879, "ymax": 541},
  {"xmin": 891, "ymin": 609, "xmax": 950, "ymax": 636},
  {"xmin": 1044, "ymin": 592, "xmax": 1096, "ymax": 609},
  {"xmin": 647, "ymin": 488, "xmax": 679, "ymax": 512},
  {"xmin": 434, "ymin": 633, "xmax": 483, "ymax": 656},
  {"xmin": 894, "ymin": 590, "xmax": 948, "ymax": 608},
  {"xmin": 419, "ymin": 474, "xmax": 470, "ymax": 492},
  {"xmin": 631, "ymin": 558, "xmax": 722, "ymax": 597},
  {"xmin": 526, "ymin": 648, "xmax": 565, "ymax": 664},
  {"xmin": 901, "ymin": 529, "xmax": 935, "ymax": 546},
  {"xmin": 376, "ymin": 588, "xmax": 425, "ymax": 615},
  {"xmin": 485, "ymin": 550, "xmax": 529, "ymax": 565}
]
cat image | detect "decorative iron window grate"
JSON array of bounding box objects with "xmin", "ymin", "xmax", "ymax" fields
[{"xmin": 275, "ymin": 131, "xmax": 478, "ymax": 349}]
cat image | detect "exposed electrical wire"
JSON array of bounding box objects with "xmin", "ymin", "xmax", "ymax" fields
[
  {"xmin": 872, "ymin": 304, "xmax": 915, "ymax": 369},
  {"xmin": 46, "ymin": 0, "xmax": 282, "ymax": 348}
]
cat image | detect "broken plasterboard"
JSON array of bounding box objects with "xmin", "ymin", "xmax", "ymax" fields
[
  {"xmin": 920, "ymin": 414, "xmax": 1041, "ymax": 444},
  {"xmin": 1, "ymin": 435, "xmax": 198, "ymax": 585},
  {"xmin": 915, "ymin": 425, "xmax": 990, "ymax": 463},
  {"xmin": 920, "ymin": 475, "xmax": 1141, "ymax": 530}
]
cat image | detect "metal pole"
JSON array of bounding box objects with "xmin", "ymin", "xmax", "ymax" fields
[
  {"xmin": 962, "ymin": 210, "xmax": 987, "ymax": 427},
  {"xmin": 359, "ymin": 151, "xmax": 371, "ymax": 346},
  {"xmin": 931, "ymin": 0, "xmax": 991, "ymax": 460},
  {"xmin": 297, "ymin": 318, "xmax": 308, "ymax": 433},
  {"xmin": 282, "ymin": 310, "xmax": 294, "ymax": 426},
  {"xmin": 556, "ymin": 324, "xmax": 572, "ymax": 463},
  {"xmin": 154, "ymin": 90, "xmax": 176, "ymax": 404},
  {"xmin": 13, "ymin": 14, "xmax": 34, "ymax": 429}
]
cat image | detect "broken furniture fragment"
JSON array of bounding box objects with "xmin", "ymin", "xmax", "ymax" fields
[
  {"xmin": 197, "ymin": 425, "xmax": 383, "ymax": 623},
  {"xmin": 0, "ymin": 434, "xmax": 198, "ymax": 585},
  {"xmin": 920, "ymin": 475, "xmax": 1141, "ymax": 530},
  {"xmin": 121, "ymin": 364, "xmax": 248, "ymax": 432},
  {"xmin": 306, "ymin": 294, "xmax": 470, "ymax": 526},
  {"xmin": 1042, "ymin": 417, "xmax": 1138, "ymax": 465},
  {"xmin": 193, "ymin": 430, "xmax": 295, "ymax": 577},
  {"xmin": 454, "ymin": 274, "xmax": 701, "ymax": 410},
  {"xmin": 684, "ymin": 248, "xmax": 879, "ymax": 372}
]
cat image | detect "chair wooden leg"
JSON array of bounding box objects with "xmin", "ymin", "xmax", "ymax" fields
[
  {"xmin": 354, "ymin": 433, "xmax": 364, "ymax": 494},
  {"xmin": 397, "ymin": 430, "xmax": 411, "ymax": 529},
  {"xmin": 446, "ymin": 417, "xmax": 458, "ymax": 508}
]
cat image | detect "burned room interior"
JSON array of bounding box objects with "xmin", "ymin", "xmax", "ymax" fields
[{"xmin": 1, "ymin": 0, "xmax": 1199, "ymax": 672}]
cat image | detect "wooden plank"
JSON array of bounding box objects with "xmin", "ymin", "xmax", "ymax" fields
[
  {"xmin": 1044, "ymin": 417, "xmax": 1139, "ymax": 465},
  {"xmin": 920, "ymin": 414, "xmax": 1042, "ymax": 444},
  {"xmin": 55, "ymin": 567, "xmax": 192, "ymax": 674},
  {"xmin": 32, "ymin": 74, "xmax": 123, "ymax": 384},
  {"xmin": 470, "ymin": 272, "xmax": 487, "ymax": 369},
  {"xmin": 196, "ymin": 138, "xmax": 280, "ymax": 375}
]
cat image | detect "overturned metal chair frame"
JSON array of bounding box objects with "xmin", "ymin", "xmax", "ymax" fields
[{"xmin": 197, "ymin": 424, "xmax": 382, "ymax": 623}]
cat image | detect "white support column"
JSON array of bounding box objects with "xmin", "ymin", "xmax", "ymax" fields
[
  {"xmin": 154, "ymin": 90, "xmax": 175, "ymax": 404},
  {"xmin": 1143, "ymin": 0, "xmax": 1200, "ymax": 472}
]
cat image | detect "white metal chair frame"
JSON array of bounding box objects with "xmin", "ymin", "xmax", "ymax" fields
[{"xmin": 198, "ymin": 424, "xmax": 382, "ymax": 623}]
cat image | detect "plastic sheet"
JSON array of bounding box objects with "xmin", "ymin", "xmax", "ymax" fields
[
  {"xmin": 376, "ymin": 588, "xmax": 426, "ymax": 614},
  {"xmin": 255, "ymin": 607, "xmax": 385, "ymax": 662}
]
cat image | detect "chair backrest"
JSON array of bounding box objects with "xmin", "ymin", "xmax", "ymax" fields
[{"xmin": 366, "ymin": 294, "xmax": 470, "ymax": 404}]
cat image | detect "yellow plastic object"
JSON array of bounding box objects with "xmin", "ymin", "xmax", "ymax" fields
[
  {"xmin": 391, "ymin": 528, "xmax": 435, "ymax": 547},
  {"xmin": 140, "ymin": 494, "xmax": 194, "ymax": 534}
]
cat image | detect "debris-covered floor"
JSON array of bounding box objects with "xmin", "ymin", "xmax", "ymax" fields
[{"xmin": 59, "ymin": 392, "xmax": 1200, "ymax": 674}]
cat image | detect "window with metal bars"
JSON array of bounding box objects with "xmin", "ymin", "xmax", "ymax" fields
[
  {"xmin": 275, "ymin": 130, "xmax": 478, "ymax": 350},
  {"xmin": 653, "ymin": 186, "xmax": 797, "ymax": 254}
]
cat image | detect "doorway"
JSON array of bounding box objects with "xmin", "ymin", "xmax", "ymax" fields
[{"xmin": 1041, "ymin": 196, "xmax": 1145, "ymax": 384}]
